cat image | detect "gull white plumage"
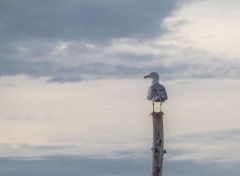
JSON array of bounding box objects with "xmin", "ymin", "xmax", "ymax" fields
[{"xmin": 144, "ymin": 72, "xmax": 168, "ymax": 112}]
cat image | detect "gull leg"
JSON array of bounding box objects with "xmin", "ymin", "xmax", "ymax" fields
[
  {"xmin": 153, "ymin": 102, "xmax": 155, "ymax": 112},
  {"xmin": 150, "ymin": 102, "xmax": 155, "ymax": 117},
  {"xmin": 160, "ymin": 102, "xmax": 162, "ymax": 112}
]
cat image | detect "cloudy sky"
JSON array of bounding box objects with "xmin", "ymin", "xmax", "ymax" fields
[{"xmin": 1, "ymin": 0, "xmax": 240, "ymax": 175}]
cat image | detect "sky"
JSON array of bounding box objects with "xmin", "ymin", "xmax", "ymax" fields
[{"xmin": 0, "ymin": 0, "xmax": 240, "ymax": 175}]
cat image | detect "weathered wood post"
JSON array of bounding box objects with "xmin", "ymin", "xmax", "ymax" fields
[{"xmin": 151, "ymin": 111, "xmax": 165, "ymax": 176}]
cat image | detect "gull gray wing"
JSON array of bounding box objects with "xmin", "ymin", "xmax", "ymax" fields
[
  {"xmin": 147, "ymin": 85, "xmax": 154, "ymax": 100},
  {"xmin": 157, "ymin": 84, "xmax": 168, "ymax": 101},
  {"xmin": 147, "ymin": 84, "xmax": 168, "ymax": 102}
]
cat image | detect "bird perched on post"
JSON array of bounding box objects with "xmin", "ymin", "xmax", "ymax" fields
[{"xmin": 144, "ymin": 72, "xmax": 168, "ymax": 113}]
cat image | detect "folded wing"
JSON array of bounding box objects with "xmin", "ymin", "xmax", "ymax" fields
[{"xmin": 147, "ymin": 84, "xmax": 168, "ymax": 102}]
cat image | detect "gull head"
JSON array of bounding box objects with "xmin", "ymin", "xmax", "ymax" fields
[{"xmin": 144, "ymin": 72, "xmax": 159, "ymax": 79}]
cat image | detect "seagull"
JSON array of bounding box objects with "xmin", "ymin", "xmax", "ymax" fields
[{"xmin": 144, "ymin": 72, "xmax": 168, "ymax": 113}]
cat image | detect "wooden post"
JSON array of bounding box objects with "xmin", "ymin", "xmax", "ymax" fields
[{"xmin": 151, "ymin": 111, "xmax": 165, "ymax": 176}]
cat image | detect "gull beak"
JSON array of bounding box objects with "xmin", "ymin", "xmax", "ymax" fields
[{"xmin": 144, "ymin": 74, "xmax": 150, "ymax": 79}]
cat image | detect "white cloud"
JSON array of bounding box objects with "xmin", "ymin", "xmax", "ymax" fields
[{"xmin": 164, "ymin": 0, "xmax": 240, "ymax": 59}]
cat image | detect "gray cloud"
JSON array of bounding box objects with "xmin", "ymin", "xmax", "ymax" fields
[
  {"xmin": 0, "ymin": 155, "xmax": 239, "ymax": 176},
  {"xmin": 1, "ymin": 52, "xmax": 240, "ymax": 82},
  {"xmin": 0, "ymin": 0, "xmax": 184, "ymax": 81},
  {"xmin": 1, "ymin": 0, "xmax": 240, "ymax": 82},
  {"xmin": 1, "ymin": 130, "xmax": 240, "ymax": 175},
  {"xmin": 165, "ymin": 160, "xmax": 240, "ymax": 176},
  {"xmin": 0, "ymin": 156, "xmax": 150, "ymax": 176},
  {"xmin": 0, "ymin": 0, "xmax": 179, "ymax": 43}
]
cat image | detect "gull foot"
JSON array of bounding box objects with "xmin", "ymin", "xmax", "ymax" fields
[
  {"xmin": 150, "ymin": 111, "xmax": 155, "ymax": 117},
  {"xmin": 150, "ymin": 111, "xmax": 158, "ymax": 117},
  {"xmin": 150, "ymin": 111, "xmax": 164, "ymax": 117}
]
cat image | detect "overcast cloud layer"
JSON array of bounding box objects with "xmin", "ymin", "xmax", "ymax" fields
[
  {"xmin": 0, "ymin": 0, "xmax": 180, "ymax": 81},
  {"xmin": 1, "ymin": 0, "xmax": 240, "ymax": 82}
]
